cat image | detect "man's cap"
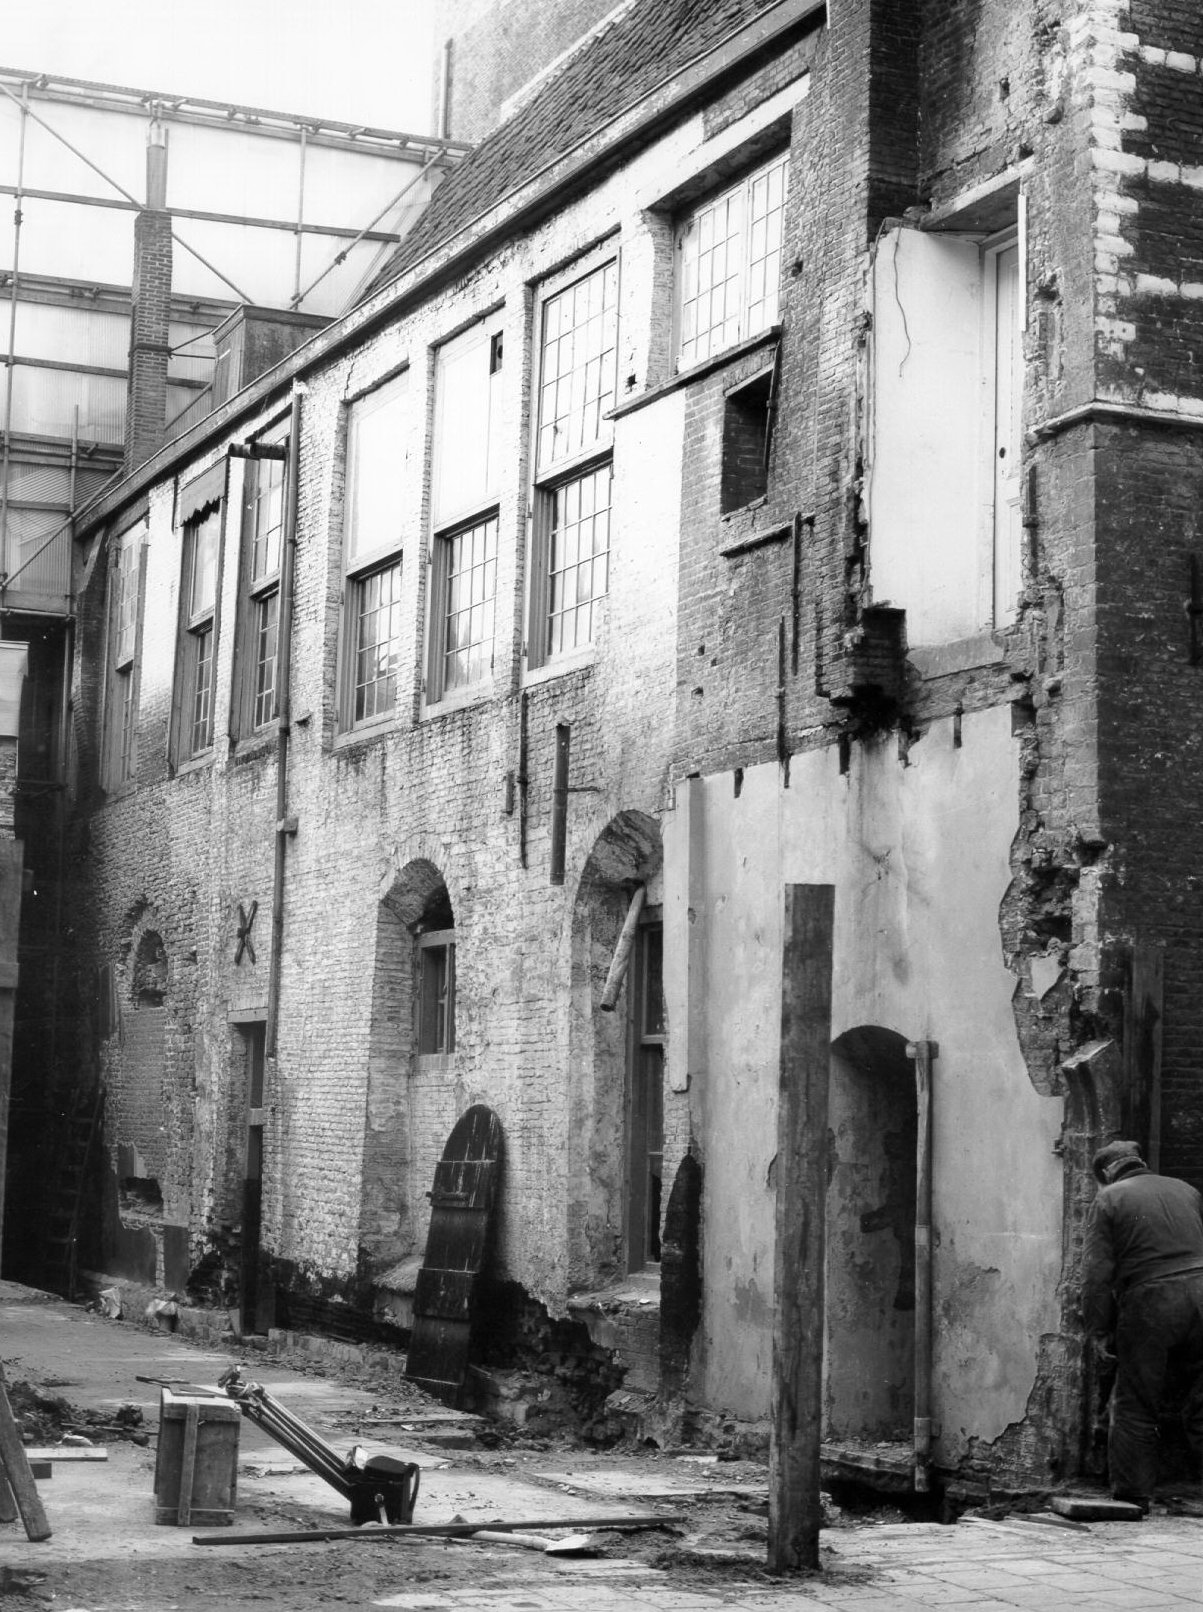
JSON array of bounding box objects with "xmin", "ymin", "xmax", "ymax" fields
[{"xmin": 1092, "ymin": 1139, "xmax": 1145, "ymax": 1183}]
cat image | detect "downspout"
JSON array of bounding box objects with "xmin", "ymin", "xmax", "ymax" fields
[
  {"xmin": 909, "ymin": 1038, "xmax": 937, "ymax": 1491},
  {"xmin": 265, "ymin": 382, "xmax": 306, "ymax": 1060}
]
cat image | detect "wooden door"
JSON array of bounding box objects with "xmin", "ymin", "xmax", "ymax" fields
[{"xmin": 405, "ymin": 1104, "xmax": 503, "ymax": 1405}]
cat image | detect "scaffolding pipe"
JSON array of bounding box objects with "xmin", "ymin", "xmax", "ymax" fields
[
  {"xmin": 296, "ymin": 153, "xmax": 440, "ymax": 310},
  {"xmin": 0, "ymin": 82, "xmax": 29, "ymax": 583},
  {"xmin": 293, "ymin": 126, "xmax": 308, "ymax": 306},
  {"xmin": 0, "ymin": 80, "xmax": 252, "ymax": 305}
]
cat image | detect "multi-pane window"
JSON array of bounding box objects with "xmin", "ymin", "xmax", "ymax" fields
[
  {"xmin": 529, "ymin": 259, "xmax": 616, "ymax": 670},
  {"xmin": 428, "ymin": 319, "xmax": 503, "ymax": 704},
  {"xmin": 677, "ymin": 151, "xmax": 788, "ymax": 367},
  {"xmin": 232, "ymin": 444, "xmax": 285, "ymax": 739},
  {"xmin": 177, "ymin": 507, "xmax": 221, "ymax": 760},
  {"xmin": 102, "ymin": 523, "xmax": 145, "ymax": 790},
  {"xmin": 341, "ymin": 374, "xmax": 407, "ymax": 729}
]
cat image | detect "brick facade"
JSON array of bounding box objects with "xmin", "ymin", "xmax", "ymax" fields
[{"xmin": 57, "ymin": 0, "xmax": 1203, "ymax": 1491}]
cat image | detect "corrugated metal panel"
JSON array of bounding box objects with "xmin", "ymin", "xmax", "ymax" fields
[
  {"xmin": 15, "ymin": 300, "xmax": 129, "ymax": 369},
  {"xmin": 3, "ymin": 507, "xmax": 72, "ymax": 597},
  {"xmin": 5, "ymin": 462, "xmax": 72, "ymax": 505},
  {"xmin": 11, "ymin": 365, "xmax": 125, "ymax": 445},
  {"xmin": 10, "ymin": 196, "xmax": 133, "ymax": 283}
]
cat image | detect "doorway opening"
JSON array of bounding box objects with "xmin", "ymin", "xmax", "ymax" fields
[
  {"xmin": 826, "ymin": 1026, "xmax": 917, "ymax": 1442},
  {"xmin": 235, "ymin": 1021, "xmax": 268, "ymax": 1334},
  {"xmin": 626, "ymin": 911, "xmax": 664, "ymax": 1272}
]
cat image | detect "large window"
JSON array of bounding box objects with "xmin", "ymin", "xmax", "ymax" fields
[
  {"xmin": 231, "ymin": 440, "xmax": 286, "ymax": 741},
  {"xmin": 676, "ymin": 151, "xmax": 788, "ymax": 368},
  {"xmin": 416, "ymin": 886, "xmax": 456, "ymax": 1056},
  {"xmin": 101, "ymin": 521, "xmax": 146, "ymax": 791},
  {"xmin": 528, "ymin": 259, "xmax": 617, "ymax": 670},
  {"xmin": 427, "ymin": 319, "xmax": 504, "ymax": 704},
  {"xmin": 341, "ymin": 374, "xmax": 408, "ymax": 729},
  {"xmin": 173, "ymin": 506, "xmax": 221, "ymax": 762}
]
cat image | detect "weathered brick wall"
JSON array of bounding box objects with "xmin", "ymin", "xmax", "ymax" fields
[{"xmin": 125, "ymin": 211, "xmax": 172, "ymax": 472}]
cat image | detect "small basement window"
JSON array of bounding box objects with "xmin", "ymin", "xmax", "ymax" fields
[{"xmin": 721, "ymin": 368, "xmax": 773, "ymax": 513}]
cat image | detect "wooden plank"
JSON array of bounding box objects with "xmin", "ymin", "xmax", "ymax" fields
[
  {"xmin": 0, "ymin": 1467, "xmax": 18, "ymax": 1522},
  {"xmin": 22, "ymin": 1447, "xmax": 109, "ymax": 1462},
  {"xmin": 178, "ymin": 1402, "xmax": 200, "ymax": 1527},
  {"xmin": 194, "ymin": 1512, "xmax": 686, "ymax": 1546},
  {"xmin": 910, "ymin": 1039, "xmax": 936, "ymax": 1491},
  {"xmin": 414, "ymin": 1267, "xmax": 475, "ymax": 1321},
  {"xmin": 0, "ymin": 1380, "xmax": 51, "ymax": 1542},
  {"xmin": 768, "ymin": 883, "xmax": 833, "ymax": 1574}
]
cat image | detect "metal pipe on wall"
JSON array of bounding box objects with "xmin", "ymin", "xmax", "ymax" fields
[
  {"xmin": 909, "ymin": 1038, "xmax": 937, "ymax": 1492},
  {"xmin": 265, "ymin": 382, "xmax": 306, "ymax": 1060}
]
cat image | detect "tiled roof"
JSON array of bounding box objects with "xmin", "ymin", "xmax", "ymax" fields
[{"xmin": 368, "ymin": 0, "xmax": 788, "ymax": 293}]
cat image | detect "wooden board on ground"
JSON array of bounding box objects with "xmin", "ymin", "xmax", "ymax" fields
[
  {"xmin": 405, "ymin": 1104, "xmax": 502, "ymax": 1407},
  {"xmin": 0, "ymin": 1377, "xmax": 51, "ymax": 1541}
]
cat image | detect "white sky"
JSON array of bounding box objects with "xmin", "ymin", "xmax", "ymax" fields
[{"xmin": 4, "ymin": 0, "xmax": 438, "ymax": 135}]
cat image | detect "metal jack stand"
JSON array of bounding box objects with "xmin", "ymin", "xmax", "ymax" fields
[{"xmin": 219, "ymin": 1366, "xmax": 420, "ymax": 1525}]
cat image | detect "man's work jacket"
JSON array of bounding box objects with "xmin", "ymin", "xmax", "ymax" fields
[{"xmin": 1082, "ymin": 1165, "xmax": 1203, "ymax": 1336}]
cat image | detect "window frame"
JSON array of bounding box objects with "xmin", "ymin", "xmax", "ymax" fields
[
  {"xmin": 674, "ymin": 148, "xmax": 789, "ymax": 370},
  {"xmin": 170, "ymin": 502, "xmax": 223, "ymax": 768},
  {"xmin": 416, "ymin": 926, "xmax": 456, "ymax": 1056},
  {"xmin": 101, "ymin": 520, "xmax": 147, "ymax": 793},
  {"xmin": 338, "ymin": 371, "xmax": 409, "ymax": 734},
  {"xmin": 231, "ymin": 434, "xmax": 287, "ymax": 745},
  {"xmin": 425, "ymin": 314, "xmax": 506, "ymax": 710},
  {"xmin": 526, "ymin": 253, "xmax": 618, "ymax": 675}
]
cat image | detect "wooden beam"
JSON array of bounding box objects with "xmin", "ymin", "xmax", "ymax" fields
[
  {"xmin": 0, "ymin": 1379, "xmax": 51, "ymax": 1542},
  {"xmin": 1123, "ymin": 943, "xmax": 1164, "ymax": 1168},
  {"xmin": 768, "ymin": 883, "xmax": 834, "ymax": 1573}
]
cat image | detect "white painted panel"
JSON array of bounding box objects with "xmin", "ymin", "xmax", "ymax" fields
[
  {"xmin": 992, "ymin": 243, "xmax": 1023, "ymax": 625},
  {"xmin": 867, "ymin": 226, "xmax": 986, "ymax": 647},
  {"xmin": 11, "ymin": 364, "xmax": 125, "ymax": 443},
  {"xmin": 13, "ymin": 300, "xmax": 129, "ymax": 368},
  {"xmin": 4, "ymin": 195, "xmax": 134, "ymax": 282}
]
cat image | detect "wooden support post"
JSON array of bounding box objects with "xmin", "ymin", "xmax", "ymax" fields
[
  {"xmin": 769, "ymin": 883, "xmax": 834, "ymax": 1574},
  {"xmin": 1125, "ymin": 944, "xmax": 1164, "ymax": 1170},
  {"xmin": 599, "ymin": 884, "xmax": 645, "ymax": 1010},
  {"xmin": 0, "ymin": 1378, "xmax": 51, "ymax": 1541},
  {"xmin": 0, "ymin": 837, "xmax": 24, "ymax": 1263}
]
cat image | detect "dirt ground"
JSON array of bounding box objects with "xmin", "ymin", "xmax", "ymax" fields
[{"xmin": 0, "ymin": 1281, "xmax": 887, "ymax": 1611}]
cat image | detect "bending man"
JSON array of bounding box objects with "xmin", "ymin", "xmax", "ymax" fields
[{"xmin": 1081, "ymin": 1139, "xmax": 1203, "ymax": 1509}]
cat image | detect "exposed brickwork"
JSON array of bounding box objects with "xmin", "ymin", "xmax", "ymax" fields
[{"xmin": 124, "ymin": 210, "xmax": 172, "ymax": 473}]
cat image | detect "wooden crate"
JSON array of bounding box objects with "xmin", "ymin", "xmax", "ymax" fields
[{"xmin": 153, "ymin": 1389, "xmax": 241, "ymax": 1526}]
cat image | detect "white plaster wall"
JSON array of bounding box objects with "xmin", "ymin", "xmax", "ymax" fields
[
  {"xmin": 663, "ymin": 705, "xmax": 1063, "ymax": 1460},
  {"xmin": 866, "ymin": 226, "xmax": 990, "ymax": 645}
]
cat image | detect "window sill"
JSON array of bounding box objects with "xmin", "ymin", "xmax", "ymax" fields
[
  {"xmin": 332, "ymin": 710, "xmax": 403, "ymax": 753},
  {"xmin": 230, "ymin": 733, "xmax": 276, "ymax": 766},
  {"xmin": 718, "ymin": 503, "xmax": 799, "ymax": 557},
  {"xmin": 608, "ymin": 326, "xmax": 781, "ymax": 422},
  {"xmin": 173, "ymin": 751, "xmax": 214, "ymax": 778},
  {"xmin": 524, "ymin": 647, "xmax": 597, "ymax": 688},
  {"xmin": 422, "ymin": 678, "xmax": 497, "ymax": 722},
  {"xmin": 414, "ymin": 1051, "xmax": 454, "ymax": 1075},
  {"xmin": 908, "ymin": 632, "xmax": 1008, "ymax": 679}
]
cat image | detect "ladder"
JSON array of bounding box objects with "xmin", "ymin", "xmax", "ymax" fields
[{"xmin": 42, "ymin": 1085, "xmax": 103, "ymax": 1299}]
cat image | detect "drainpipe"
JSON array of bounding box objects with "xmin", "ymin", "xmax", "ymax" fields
[
  {"xmin": 909, "ymin": 1039, "xmax": 937, "ymax": 1491},
  {"xmin": 265, "ymin": 383, "xmax": 305, "ymax": 1060}
]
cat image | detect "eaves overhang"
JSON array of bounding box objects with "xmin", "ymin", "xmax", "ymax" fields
[{"xmin": 75, "ymin": 0, "xmax": 826, "ymax": 539}]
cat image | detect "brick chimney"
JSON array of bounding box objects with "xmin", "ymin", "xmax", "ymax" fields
[{"xmin": 124, "ymin": 121, "xmax": 172, "ymax": 472}]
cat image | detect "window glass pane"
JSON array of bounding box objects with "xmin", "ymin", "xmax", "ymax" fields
[
  {"xmin": 537, "ymin": 261, "xmax": 617, "ymax": 470},
  {"xmin": 442, "ymin": 514, "xmax": 497, "ymax": 693},
  {"xmin": 252, "ymin": 590, "xmax": 279, "ymax": 730},
  {"xmin": 354, "ymin": 559, "xmax": 403, "ymax": 721},
  {"xmin": 678, "ymin": 153, "xmax": 788, "ymax": 367},
  {"xmin": 190, "ymin": 625, "xmax": 213, "ymax": 753},
  {"xmin": 432, "ymin": 324, "xmax": 502, "ymax": 528},
  {"xmin": 546, "ymin": 462, "xmax": 611, "ymax": 658},
  {"xmin": 347, "ymin": 374, "xmax": 407, "ymax": 564},
  {"xmin": 117, "ymin": 665, "xmax": 137, "ymax": 781},
  {"xmin": 188, "ymin": 509, "xmax": 220, "ymax": 620},
  {"xmin": 114, "ymin": 536, "xmax": 139, "ymax": 666},
  {"xmin": 251, "ymin": 457, "xmax": 285, "ymax": 583},
  {"xmin": 418, "ymin": 940, "xmax": 455, "ymax": 1053}
]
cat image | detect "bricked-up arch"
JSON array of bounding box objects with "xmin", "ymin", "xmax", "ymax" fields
[
  {"xmin": 361, "ymin": 859, "xmax": 455, "ymax": 1275},
  {"xmin": 567, "ymin": 810, "xmax": 662, "ymax": 1290},
  {"xmin": 110, "ymin": 923, "xmax": 171, "ymax": 1198}
]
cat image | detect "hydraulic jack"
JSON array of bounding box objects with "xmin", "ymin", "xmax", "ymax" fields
[{"xmin": 219, "ymin": 1365, "xmax": 420, "ymax": 1525}]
